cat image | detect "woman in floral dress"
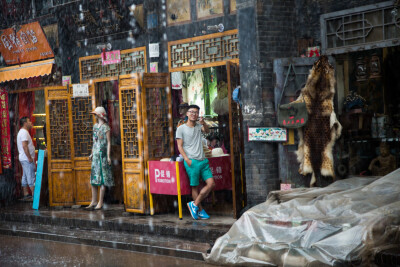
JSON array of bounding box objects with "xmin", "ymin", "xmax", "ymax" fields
[{"xmin": 86, "ymin": 107, "xmax": 113, "ymax": 210}]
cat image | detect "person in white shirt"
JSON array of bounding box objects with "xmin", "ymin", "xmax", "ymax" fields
[{"xmin": 17, "ymin": 117, "xmax": 36, "ymax": 199}]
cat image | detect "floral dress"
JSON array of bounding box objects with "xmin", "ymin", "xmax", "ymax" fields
[{"xmin": 90, "ymin": 123, "xmax": 114, "ymax": 186}]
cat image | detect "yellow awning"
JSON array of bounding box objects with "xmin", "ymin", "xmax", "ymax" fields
[{"xmin": 0, "ymin": 59, "xmax": 54, "ymax": 83}]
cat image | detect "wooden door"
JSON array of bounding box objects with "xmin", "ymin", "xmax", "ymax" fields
[
  {"xmin": 141, "ymin": 73, "xmax": 174, "ymax": 212},
  {"xmin": 227, "ymin": 61, "xmax": 247, "ymax": 218},
  {"xmin": 119, "ymin": 74, "xmax": 145, "ymax": 213},
  {"xmin": 141, "ymin": 73, "xmax": 174, "ymax": 161},
  {"xmin": 45, "ymin": 86, "xmax": 75, "ymax": 206},
  {"xmin": 71, "ymin": 84, "xmax": 96, "ymax": 205}
]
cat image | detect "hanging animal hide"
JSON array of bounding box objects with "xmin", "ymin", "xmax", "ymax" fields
[{"xmin": 295, "ymin": 56, "xmax": 342, "ymax": 186}]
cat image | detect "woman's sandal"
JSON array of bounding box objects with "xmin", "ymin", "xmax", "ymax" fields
[{"xmin": 85, "ymin": 203, "xmax": 97, "ymax": 209}]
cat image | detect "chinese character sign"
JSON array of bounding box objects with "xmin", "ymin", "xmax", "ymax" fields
[
  {"xmin": 0, "ymin": 22, "xmax": 54, "ymax": 65},
  {"xmin": 0, "ymin": 88, "xmax": 11, "ymax": 169},
  {"xmin": 148, "ymin": 161, "xmax": 191, "ymax": 195},
  {"xmin": 102, "ymin": 50, "xmax": 121, "ymax": 66},
  {"xmin": 72, "ymin": 84, "xmax": 89, "ymax": 98}
]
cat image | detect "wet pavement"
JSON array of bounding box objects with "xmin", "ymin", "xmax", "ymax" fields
[
  {"xmin": 0, "ymin": 235, "xmax": 217, "ymax": 267},
  {"xmin": 0, "ymin": 203, "xmax": 235, "ymax": 243},
  {"xmin": 0, "ymin": 202, "xmax": 236, "ymax": 261}
]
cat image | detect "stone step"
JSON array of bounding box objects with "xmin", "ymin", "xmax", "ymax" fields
[
  {"xmin": 0, "ymin": 204, "xmax": 233, "ymax": 244},
  {"xmin": 0, "ymin": 221, "xmax": 210, "ymax": 261}
]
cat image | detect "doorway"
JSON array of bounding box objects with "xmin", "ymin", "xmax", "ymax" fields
[
  {"xmin": 170, "ymin": 62, "xmax": 246, "ymax": 217},
  {"xmin": 95, "ymin": 80, "xmax": 123, "ymax": 204}
]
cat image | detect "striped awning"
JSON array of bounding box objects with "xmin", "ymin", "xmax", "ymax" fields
[{"xmin": 0, "ymin": 59, "xmax": 54, "ymax": 84}]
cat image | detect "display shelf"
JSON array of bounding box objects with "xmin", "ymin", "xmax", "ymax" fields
[{"xmin": 349, "ymin": 137, "xmax": 400, "ymax": 143}]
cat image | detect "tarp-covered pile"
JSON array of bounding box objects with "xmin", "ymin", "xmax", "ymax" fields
[{"xmin": 204, "ymin": 169, "xmax": 400, "ymax": 266}]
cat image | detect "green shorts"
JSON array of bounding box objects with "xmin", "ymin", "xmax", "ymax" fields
[{"xmin": 184, "ymin": 158, "xmax": 213, "ymax": 187}]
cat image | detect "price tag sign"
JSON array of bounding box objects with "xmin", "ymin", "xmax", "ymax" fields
[{"xmin": 72, "ymin": 84, "xmax": 89, "ymax": 98}]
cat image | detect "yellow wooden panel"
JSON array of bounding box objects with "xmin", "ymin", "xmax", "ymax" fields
[
  {"xmin": 74, "ymin": 160, "xmax": 91, "ymax": 168},
  {"xmin": 124, "ymin": 172, "xmax": 144, "ymax": 211},
  {"xmin": 283, "ymin": 129, "xmax": 295, "ymax": 145},
  {"xmin": 124, "ymin": 162, "xmax": 141, "ymax": 170},
  {"xmin": 52, "ymin": 163, "xmax": 72, "ymax": 169},
  {"xmin": 74, "ymin": 169, "xmax": 92, "ymax": 204},
  {"xmin": 120, "ymin": 78, "xmax": 139, "ymax": 87},
  {"xmin": 45, "ymin": 86, "xmax": 75, "ymax": 207},
  {"xmin": 51, "ymin": 171, "xmax": 74, "ymax": 204}
]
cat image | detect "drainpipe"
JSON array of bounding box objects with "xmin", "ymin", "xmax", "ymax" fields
[{"xmin": 32, "ymin": 0, "xmax": 36, "ymax": 19}]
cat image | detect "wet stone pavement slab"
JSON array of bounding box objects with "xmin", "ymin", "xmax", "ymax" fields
[
  {"xmin": 0, "ymin": 235, "xmax": 217, "ymax": 267},
  {"xmin": 0, "ymin": 202, "xmax": 236, "ymax": 261}
]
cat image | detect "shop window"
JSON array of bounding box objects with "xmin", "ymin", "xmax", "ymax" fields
[
  {"xmin": 335, "ymin": 47, "xmax": 400, "ymax": 177},
  {"xmin": 32, "ymin": 90, "xmax": 47, "ymax": 151}
]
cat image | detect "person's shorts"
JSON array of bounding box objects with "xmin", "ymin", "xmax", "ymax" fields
[
  {"xmin": 20, "ymin": 160, "xmax": 36, "ymax": 187},
  {"xmin": 184, "ymin": 158, "xmax": 213, "ymax": 187}
]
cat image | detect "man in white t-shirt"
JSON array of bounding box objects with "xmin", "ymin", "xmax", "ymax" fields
[{"xmin": 17, "ymin": 117, "xmax": 36, "ymax": 199}]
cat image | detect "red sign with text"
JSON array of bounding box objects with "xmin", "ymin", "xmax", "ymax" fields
[
  {"xmin": 149, "ymin": 156, "xmax": 232, "ymax": 196},
  {"xmin": 0, "ymin": 21, "xmax": 54, "ymax": 65},
  {"xmin": 102, "ymin": 50, "xmax": 121, "ymax": 66}
]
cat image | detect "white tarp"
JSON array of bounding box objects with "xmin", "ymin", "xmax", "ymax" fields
[{"xmin": 204, "ymin": 169, "xmax": 400, "ymax": 266}]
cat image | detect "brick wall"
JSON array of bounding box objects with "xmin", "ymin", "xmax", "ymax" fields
[{"xmin": 237, "ymin": 0, "xmax": 297, "ymax": 207}]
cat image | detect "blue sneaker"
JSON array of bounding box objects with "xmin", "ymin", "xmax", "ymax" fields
[
  {"xmin": 198, "ymin": 209, "xmax": 210, "ymax": 220},
  {"xmin": 187, "ymin": 201, "xmax": 199, "ymax": 220}
]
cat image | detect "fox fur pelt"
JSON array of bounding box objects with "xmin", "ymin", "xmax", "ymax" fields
[{"xmin": 295, "ymin": 56, "xmax": 342, "ymax": 186}]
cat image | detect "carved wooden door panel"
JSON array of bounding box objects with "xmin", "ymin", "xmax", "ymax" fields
[
  {"xmin": 227, "ymin": 61, "xmax": 247, "ymax": 218},
  {"xmin": 141, "ymin": 73, "xmax": 174, "ymax": 161},
  {"xmin": 141, "ymin": 73, "xmax": 174, "ymax": 212},
  {"xmin": 71, "ymin": 84, "xmax": 96, "ymax": 205},
  {"xmin": 119, "ymin": 74, "xmax": 145, "ymax": 213},
  {"xmin": 45, "ymin": 86, "xmax": 75, "ymax": 206}
]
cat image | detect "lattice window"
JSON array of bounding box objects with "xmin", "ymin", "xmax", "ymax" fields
[
  {"xmin": 49, "ymin": 100, "xmax": 71, "ymax": 159},
  {"xmin": 121, "ymin": 89, "xmax": 139, "ymax": 158},
  {"xmin": 321, "ymin": 2, "xmax": 400, "ymax": 54},
  {"xmin": 169, "ymin": 30, "xmax": 239, "ymax": 71},
  {"xmin": 72, "ymin": 97, "xmax": 94, "ymax": 157},
  {"xmin": 80, "ymin": 48, "xmax": 146, "ymax": 82},
  {"xmin": 145, "ymin": 88, "xmax": 171, "ymax": 159}
]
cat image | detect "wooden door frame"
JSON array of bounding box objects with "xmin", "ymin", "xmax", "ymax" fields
[
  {"xmin": 45, "ymin": 86, "xmax": 75, "ymax": 206},
  {"xmin": 70, "ymin": 83, "xmax": 96, "ymax": 205},
  {"xmin": 226, "ymin": 61, "xmax": 246, "ymax": 218},
  {"xmin": 119, "ymin": 73, "xmax": 145, "ymax": 213},
  {"xmin": 141, "ymin": 73, "xmax": 174, "ymax": 162}
]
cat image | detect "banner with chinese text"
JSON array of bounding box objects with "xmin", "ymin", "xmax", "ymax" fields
[{"xmin": 0, "ymin": 88, "xmax": 11, "ymax": 169}]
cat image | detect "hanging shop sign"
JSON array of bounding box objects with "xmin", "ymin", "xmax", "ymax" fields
[
  {"xmin": 0, "ymin": 21, "xmax": 54, "ymax": 65},
  {"xmin": 0, "ymin": 88, "xmax": 11, "ymax": 169},
  {"xmin": 72, "ymin": 83, "xmax": 89, "ymax": 98},
  {"xmin": 102, "ymin": 50, "xmax": 121, "ymax": 66}
]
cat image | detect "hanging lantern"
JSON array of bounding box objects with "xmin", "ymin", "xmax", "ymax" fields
[
  {"xmin": 355, "ymin": 57, "xmax": 367, "ymax": 82},
  {"xmin": 369, "ymin": 54, "xmax": 381, "ymax": 78}
]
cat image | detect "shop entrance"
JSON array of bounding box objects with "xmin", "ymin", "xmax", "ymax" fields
[{"xmin": 162, "ymin": 61, "xmax": 246, "ymax": 218}]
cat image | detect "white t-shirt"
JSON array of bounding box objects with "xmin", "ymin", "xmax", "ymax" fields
[{"xmin": 17, "ymin": 128, "xmax": 35, "ymax": 162}]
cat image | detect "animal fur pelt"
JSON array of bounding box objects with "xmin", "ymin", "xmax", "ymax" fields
[{"xmin": 295, "ymin": 56, "xmax": 342, "ymax": 186}]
